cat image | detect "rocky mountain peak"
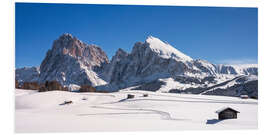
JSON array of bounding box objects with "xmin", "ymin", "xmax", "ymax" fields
[
  {"xmin": 59, "ymin": 33, "xmax": 73, "ymax": 39},
  {"xmin": 49, "ymin": 33, "xmax": 108, "ymax": 67},
  {"xmin": 38, "ymin": 34, "xmax": 109, "ymax": 87},
  {"xmin": 112, "ymin": 48, "xmax": 128, "ymax": 61},
  {"xmin": 51, "ymin": 33, "xmax": 85, "ymax": 58},
  {"xmin": 16, "ymin": 34, "xmax": 258, "ymax": 95},
  {"xmin": 116, "ymin": 48, "xmax": 128, "ymax": 55}
]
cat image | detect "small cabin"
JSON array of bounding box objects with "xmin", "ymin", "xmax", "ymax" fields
[
  {"xmin": 216, "ymin": 107, "xmax": 240, "ymax": 120},
  {"xmin": 64, "ymin": 101, "xmax": 73, "ymax": 104},
  {"xmin": 143, "ymin": 94, "xmax": 148, "ymax": 97},
  {"xmin": 59, "ymin": 100, "xmax": 73, "ymax": 105},
  {"xmin": 82, "ymin": 97, "xmax": 88, "ymax": 100},
  {"xmin": 240, "ymin": 95, "xmax": 249, "ymax": 99},
  {"xmin": 127, "ymin": 94, "xmax": 135, "ymax": 99}
]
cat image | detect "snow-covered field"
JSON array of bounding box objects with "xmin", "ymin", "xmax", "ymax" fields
[{"xmin": 15, "ymin": 89, "xmax": 257, "ymax": 133}]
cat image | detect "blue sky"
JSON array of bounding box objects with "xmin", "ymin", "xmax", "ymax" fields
[{"xmin": 15, "ymin": 3, "xmax": 258, "ymax": 68}]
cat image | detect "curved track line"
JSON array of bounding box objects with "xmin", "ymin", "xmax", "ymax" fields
[
  {"xmin": 83, "ymin": 106, "xmax": 189, "ymax": 121},
  {"xmin": 103, "ymin": 98, "xmax": 257, "ymax": 105}
]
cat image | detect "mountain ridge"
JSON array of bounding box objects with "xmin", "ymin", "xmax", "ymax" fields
[{"xmin": 15, "ymin": 33, "xmax": 258, "ymax": 98}]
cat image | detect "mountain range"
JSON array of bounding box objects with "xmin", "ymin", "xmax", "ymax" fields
[{"xmin": 16, "ymin": 33, "xmax": 258, "ymax": 98}]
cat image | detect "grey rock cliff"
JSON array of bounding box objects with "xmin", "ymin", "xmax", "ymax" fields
[{"xmin": 38, "ymin": 33, "xmax": 109, "ymax": 87}]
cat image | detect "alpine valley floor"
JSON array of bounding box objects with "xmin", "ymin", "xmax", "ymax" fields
[{"xmin": 15, "ymin": 89, "xmax": 257, "ymax": 132}]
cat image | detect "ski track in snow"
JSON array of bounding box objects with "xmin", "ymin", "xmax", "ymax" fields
[
  {"xmin": 79, "ymin": 93, "xmax": 116, "ymax": 97},
  {"xmin": 80, "ymin": 106, "xmax": 189, "ymax": 121},
  {"xmin": 84, "ymin": 91, "xmax": 256, "ymax": 122}
]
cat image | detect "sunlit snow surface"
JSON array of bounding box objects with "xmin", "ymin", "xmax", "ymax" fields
[
  {"xmin": 146, "ymin": 36, "xmax": 193, "ymax": 61},
  {"xmin": 15, "ymin": 89, "xmax": 257, "ymax": 133}
]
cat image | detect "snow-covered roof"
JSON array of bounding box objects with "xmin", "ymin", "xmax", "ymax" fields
[{"xmin": 215, "ymin": 107, "xmax": 240, "ymax": 114}]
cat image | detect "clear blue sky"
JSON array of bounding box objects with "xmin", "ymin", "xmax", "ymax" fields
[{"xmin": 15, "ymin": 3, "xmax": 258, "ymax": 68}]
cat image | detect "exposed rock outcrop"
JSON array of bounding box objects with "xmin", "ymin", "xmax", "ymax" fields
[{"xmin": 38, "ymin": 33, "xmax": 109, "ymax": 87}]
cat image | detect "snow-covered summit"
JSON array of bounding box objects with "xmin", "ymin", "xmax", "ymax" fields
[{"xmin": 145, "ymin": 36, "xmax": 193, "ymax": 61}]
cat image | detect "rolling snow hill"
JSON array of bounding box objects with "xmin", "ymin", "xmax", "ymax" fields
[{"xmin": 15, "ymin": 89, "xmax": 257, "ymax": 132}]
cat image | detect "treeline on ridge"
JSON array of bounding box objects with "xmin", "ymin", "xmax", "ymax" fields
[{"xmin": 15, "ymin": 80, "xmax": 101, "ymax": 93}]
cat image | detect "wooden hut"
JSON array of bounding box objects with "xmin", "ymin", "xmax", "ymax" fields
[
  {"xmin": 143, "ymin": 94, "xmax": 148, "ymax": 97},
  {"xmin": 127, "ymin": 94, "xmax": 135, "ymax": 99},
  {"xmin": 216, "ymin": 107, "xmax": 240, "ymax": 120}
]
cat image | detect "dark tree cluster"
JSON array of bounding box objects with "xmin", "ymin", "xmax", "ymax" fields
[
  {"xmin": 20, "ymin": 82, "xmax": 40, "ymax": 90},
  {"xmin": 38, "ymin": 81, "xmax": 68, "ymax": 92},
  {"xmin": 79, "ymin": 85, "xmax": 96, "ymax": 92},
  {"xmin": 15, "ymin": 80, "xmax": 20, "ymax": 89},
  {"xmin": 15, "ymin": 80, "xmax": 68, "ymax": 92}
]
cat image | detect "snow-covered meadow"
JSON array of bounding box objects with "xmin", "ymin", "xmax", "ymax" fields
[{"xmin": 15, "ymin": 89, "xmax": 257, "ymax": 133}]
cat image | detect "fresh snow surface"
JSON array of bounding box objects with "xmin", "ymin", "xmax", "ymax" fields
[
  {"xmin": 230, "ymin": 64, "xmax": 257, "ymax": 75},
  {"xmin": 146, "ymin": 36, "xmax": 193, "ymax": 61},
  {"xmin": 157, "ymin": 78, "xmax": 200, "ymax": 93},
  {"xmin": 16, "ymin": 89, "xmax": 257, "ymax": 132},
  {"xmin": 230, "ymin": 64, "xmax": 258, "ymax": 68},
  {"xmin": 244, "ymin": 75, "xmax": 258, "ymax": 83},
  {"xmin": 68, "ymin": 84, "xmax": 81, "ymax": 91},
  {"xmin": 79, "ymin": 62, "xmax": 108, "ymax": 86}
]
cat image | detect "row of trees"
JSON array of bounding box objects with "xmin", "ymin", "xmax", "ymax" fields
[
  {"xmin": 15, "ymin": 80, "xmax": 68, "ymax": 92},
  {"xmin": 15, "ymin": 80, "xmax": 98, "ymax": 93}
]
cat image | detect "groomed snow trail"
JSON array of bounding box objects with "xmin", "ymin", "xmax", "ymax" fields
[{"xmin": 81, "ymin": 105, "xmax": 190, "ymax": 121}]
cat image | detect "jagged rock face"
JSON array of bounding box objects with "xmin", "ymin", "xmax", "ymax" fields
[
  {"xmin": 15, "ymin": 67, "xmax": 40, "ymax": 83},
  {"xmin": 46, "ymin": 33, "xmax": 108, "ymax": 67},
  {"xmin": 192, "ymin": 60, "xmax": 258, "ymax": 76},
  {"xmin": 103, "ymin": 36, "xmax": 200, "ymax": 90},
  {"xmin": 102, "ymin": 48, "xmax": 128, "ymax": 82},
  {"xmin": 215, "ymin": 64, "xmax": 258, "ymax": 75},
  {"xmin": 192, "ymin": 59, "xmax": 217, "ymax": 76},
  {"xmin": 16, "ymin": 34, "xmax": 258, "ymax": 97},
  {"xmin": 39, "ymin": 33, "xmax": 109, "ymax": 87},
  {"xmin": 102, "ymin": 36, "xmax": 258, "ymax": 91}
]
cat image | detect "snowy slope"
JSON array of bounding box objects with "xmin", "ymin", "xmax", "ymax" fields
[
  {"xmin": 15, "ymin": 89, "xmax": 257, "ymax": 132},
  {"xmin": 215, "ymin": 64, "xmax": 258, "ymax": 75},
  {"xmin": 146, "ymin": 36, "xmax": 193, "ymax": 61}
]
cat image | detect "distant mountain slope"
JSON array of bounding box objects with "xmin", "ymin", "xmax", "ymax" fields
[
  {"xmin": 101, "ymin": 36, "xmax": 257, "ymax": 92},
  {"xmin": 15, "ymin": 67, "xmax": 40, "ymax": 83},
  {"xmin": 215, "ymin": 64, "xmax": 258, "ymax": 75}
]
